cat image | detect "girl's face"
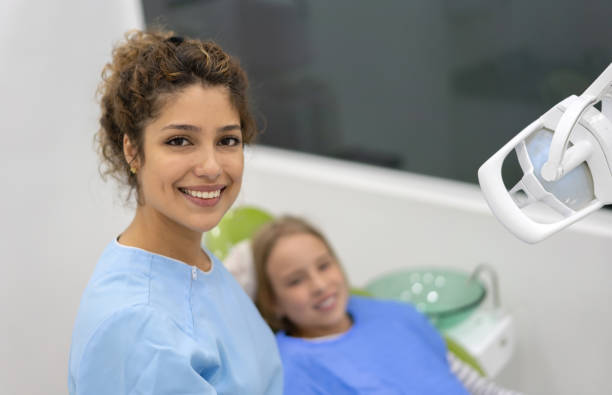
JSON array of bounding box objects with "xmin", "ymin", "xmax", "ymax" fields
[
  {"xmin": 129, "ymin": 84, "xmax": 243, "ymax": 234},
  {"xmin": 266, "ymin": 232, "xmax": 352, "ymax": 338}
]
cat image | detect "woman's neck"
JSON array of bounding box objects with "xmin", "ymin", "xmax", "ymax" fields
[{"xmin": 118, "ymin": 205, "xmax": 211, "ymax": 272}]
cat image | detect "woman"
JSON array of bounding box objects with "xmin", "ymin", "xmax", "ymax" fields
[
  {"xmin": 252, "ymin": 215, "xmax": 522, "ymax": 395},
  {"xmin": 68, "ymin": 31, "xmax": 282, "ymax": 394}
]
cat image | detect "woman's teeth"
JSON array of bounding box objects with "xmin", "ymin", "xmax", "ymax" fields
[{"xmin": 182, "ymin": 188, "xmax": 221, "ymax": 199}]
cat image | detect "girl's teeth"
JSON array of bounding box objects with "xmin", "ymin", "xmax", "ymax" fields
[{"xmin": 318, "ymin": 296, "xmax": 335, "ymax": 309}]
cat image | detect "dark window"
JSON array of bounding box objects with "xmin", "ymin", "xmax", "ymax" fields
[{"xmin": 144, "ymin": 0, "xmax": 612, "ymax": 184}]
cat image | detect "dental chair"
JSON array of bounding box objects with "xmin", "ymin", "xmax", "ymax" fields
[{"xmin": 203, "ymin": 205, "xmax": 485, "ymax": 376}]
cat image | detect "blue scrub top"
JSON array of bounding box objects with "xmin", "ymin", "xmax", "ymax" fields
[{"xmin": 68, "ymin": 240, "xmax": 283, "ymax": 394}]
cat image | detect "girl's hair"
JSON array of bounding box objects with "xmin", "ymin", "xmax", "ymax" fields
[
  {"xmin": 96, "ymin": 29, "xmax": 257, "ymax": 194},
  {"xmin": 252, "ymin": 215, "xmax": 340, "ymax": 333}
]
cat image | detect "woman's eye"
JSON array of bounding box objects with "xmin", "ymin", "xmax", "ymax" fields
[
  {"xmin": 319, "ymin": 261, "xmax": 331, "ymax": 271},
  {"xmin": 166, "ymin": 136, "xmax": 191, "ymax": 146},
  {"xmin": 219, "ymin": 136, "xmax": 242, "ymax": 147}
]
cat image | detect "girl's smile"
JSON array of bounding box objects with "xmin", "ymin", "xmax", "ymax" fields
[
  {"xmin": 313, "ymin": 292, "xmax": 339, "ymax": 312},
  {"xmin": 266, "ymin": 232, "xmax": 352, "ymax": 338}
]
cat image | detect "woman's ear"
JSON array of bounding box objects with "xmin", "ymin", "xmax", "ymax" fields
[{"xmin": 123, "ymin": 134, "xmax": 139, "ymax": 171}]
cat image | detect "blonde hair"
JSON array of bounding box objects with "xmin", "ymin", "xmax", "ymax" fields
[{"xmin": 252, "ymin": 216, "xmax": 340, "ymax": 333}]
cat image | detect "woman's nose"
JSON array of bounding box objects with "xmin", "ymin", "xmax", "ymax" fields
[{"xmin": 194, "ymin": 149, "xmax": 222, "ymax": 179}]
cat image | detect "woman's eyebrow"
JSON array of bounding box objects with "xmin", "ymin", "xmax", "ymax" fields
[
  {"xmin": 161, "ymin": 123, "xmax": 200, "ymax": 132},
  {"xmin": 160, "ymin": 123, "xmax": 241, "ymax": 133}
]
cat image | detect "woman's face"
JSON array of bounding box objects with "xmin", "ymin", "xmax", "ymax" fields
[
  {"xmin": 131, "ymin": 84, "xmax": 243, "ymax": 234},
  {"xmin": 266, "ymin": 232, "xmax": 352, "ymax": 338}
]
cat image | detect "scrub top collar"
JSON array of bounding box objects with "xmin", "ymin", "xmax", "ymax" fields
[{"xmin": 108, "ymin": 238, "xmax": 217, "ymax": 284}]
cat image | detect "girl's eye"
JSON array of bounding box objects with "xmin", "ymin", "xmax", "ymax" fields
[
  {"xmin": 287, "ymin": 277, "xmax": 303, "ymax": 287},
  {"xmin": 219, "ymin": 136, "xmax": 242, "ymax": 147},
  {"xmin": 166, "ymin": 136, "xmax": 191, "ymax": 146},
  {"xmin": 318, "ymin": 261, "xmax": 331, "ymax": 271}
]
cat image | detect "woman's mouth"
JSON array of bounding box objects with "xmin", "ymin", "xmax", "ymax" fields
[
  {"xmin": 179, "ymin": 187, "xmax": 225, "ymax": 207},
  {"xmin": 179, "ymin": 187, "xmax": 221, "ymax": 199}
]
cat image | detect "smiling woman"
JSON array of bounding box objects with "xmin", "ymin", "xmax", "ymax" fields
[
  {"xmin": 121, "ymin": 84, "xmax": 244, "ymax": 271},
  {"xmin": 67, "ymin": 31, "xmax": 282, "ymax": 394}
]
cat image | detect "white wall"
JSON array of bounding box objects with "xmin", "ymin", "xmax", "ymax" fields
[
  {"xmin": 237, "ymin": 146, "xmax": 612, "ymax": 395},
  {"xmin": 0, "ymin": 1, "xmax": 142, "ymax": 394}
]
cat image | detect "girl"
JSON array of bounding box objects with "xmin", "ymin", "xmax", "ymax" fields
[
  {"xmin": 252, "ymin": 215, "xmax": 521, "ymax": 395},
  {"xmin": 68, "ymin": 31, "xmax": 282, "ymax": 394}
]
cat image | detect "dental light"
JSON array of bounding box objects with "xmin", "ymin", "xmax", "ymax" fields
[{"xmin": 478, "ymin": 63, "xmax": 612, "ymax": 243}]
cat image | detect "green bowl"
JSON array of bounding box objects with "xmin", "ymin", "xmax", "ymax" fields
[{"xmin": 365, "ymin": 268, "xmax": 486, "ymax": 330}]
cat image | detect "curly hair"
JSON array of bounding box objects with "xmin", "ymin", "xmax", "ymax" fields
[
  {"xmin": 96, "ymin": 29, "xmax": 257, "ymax": 193},
  {"xmin": 252, "ymin": 216, "xmax": 343, "ymax": 334}
]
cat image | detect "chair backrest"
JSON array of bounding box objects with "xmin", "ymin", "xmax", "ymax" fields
[
  {"xmin": 203, "ymin": 205, "xmax": 274, "ymax": 260},
  {"xmin": 203, "ymin": 206, "xmax": 274, "ymax": 299}
]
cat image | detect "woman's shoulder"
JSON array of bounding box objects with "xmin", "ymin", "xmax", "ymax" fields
[
  {"xmin": 68, "ymin": 304, "xmax": 204, "ymax": 394},
  {"xmin": 70, "ymin": 305, "xmax": 181, "ymax": 369},
  {"xmin": 77, "ymin": 241, "xmax": 155, "ymax": 325},
  {"xmin": 81, "ymin": 304, "xmax": 180, "ymax": 348},
  {"xmin": 71, "ymin": 242, "xmax": 191, "ymax": 368},
  {"xmin": 90, "ymin": 239, "xmax": 154, "ymax": 279}
]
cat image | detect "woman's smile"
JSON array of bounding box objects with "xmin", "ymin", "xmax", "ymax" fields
[{"xmin": 179, "ymin": 185, "xmax": 225, "ymax": 206}]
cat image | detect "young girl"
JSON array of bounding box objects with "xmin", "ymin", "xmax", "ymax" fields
[
  {"xmin": 252, "ymin": 215, "xmax": 521, "ymax": 395},
  {"xmin": 68, "ymin": 31, "xmax": 282, "ymax": 394}
]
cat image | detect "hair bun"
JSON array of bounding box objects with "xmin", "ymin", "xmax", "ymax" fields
[{"xmin": 166, "ymin": 36, "xmax": 184, "ymax": 45}]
